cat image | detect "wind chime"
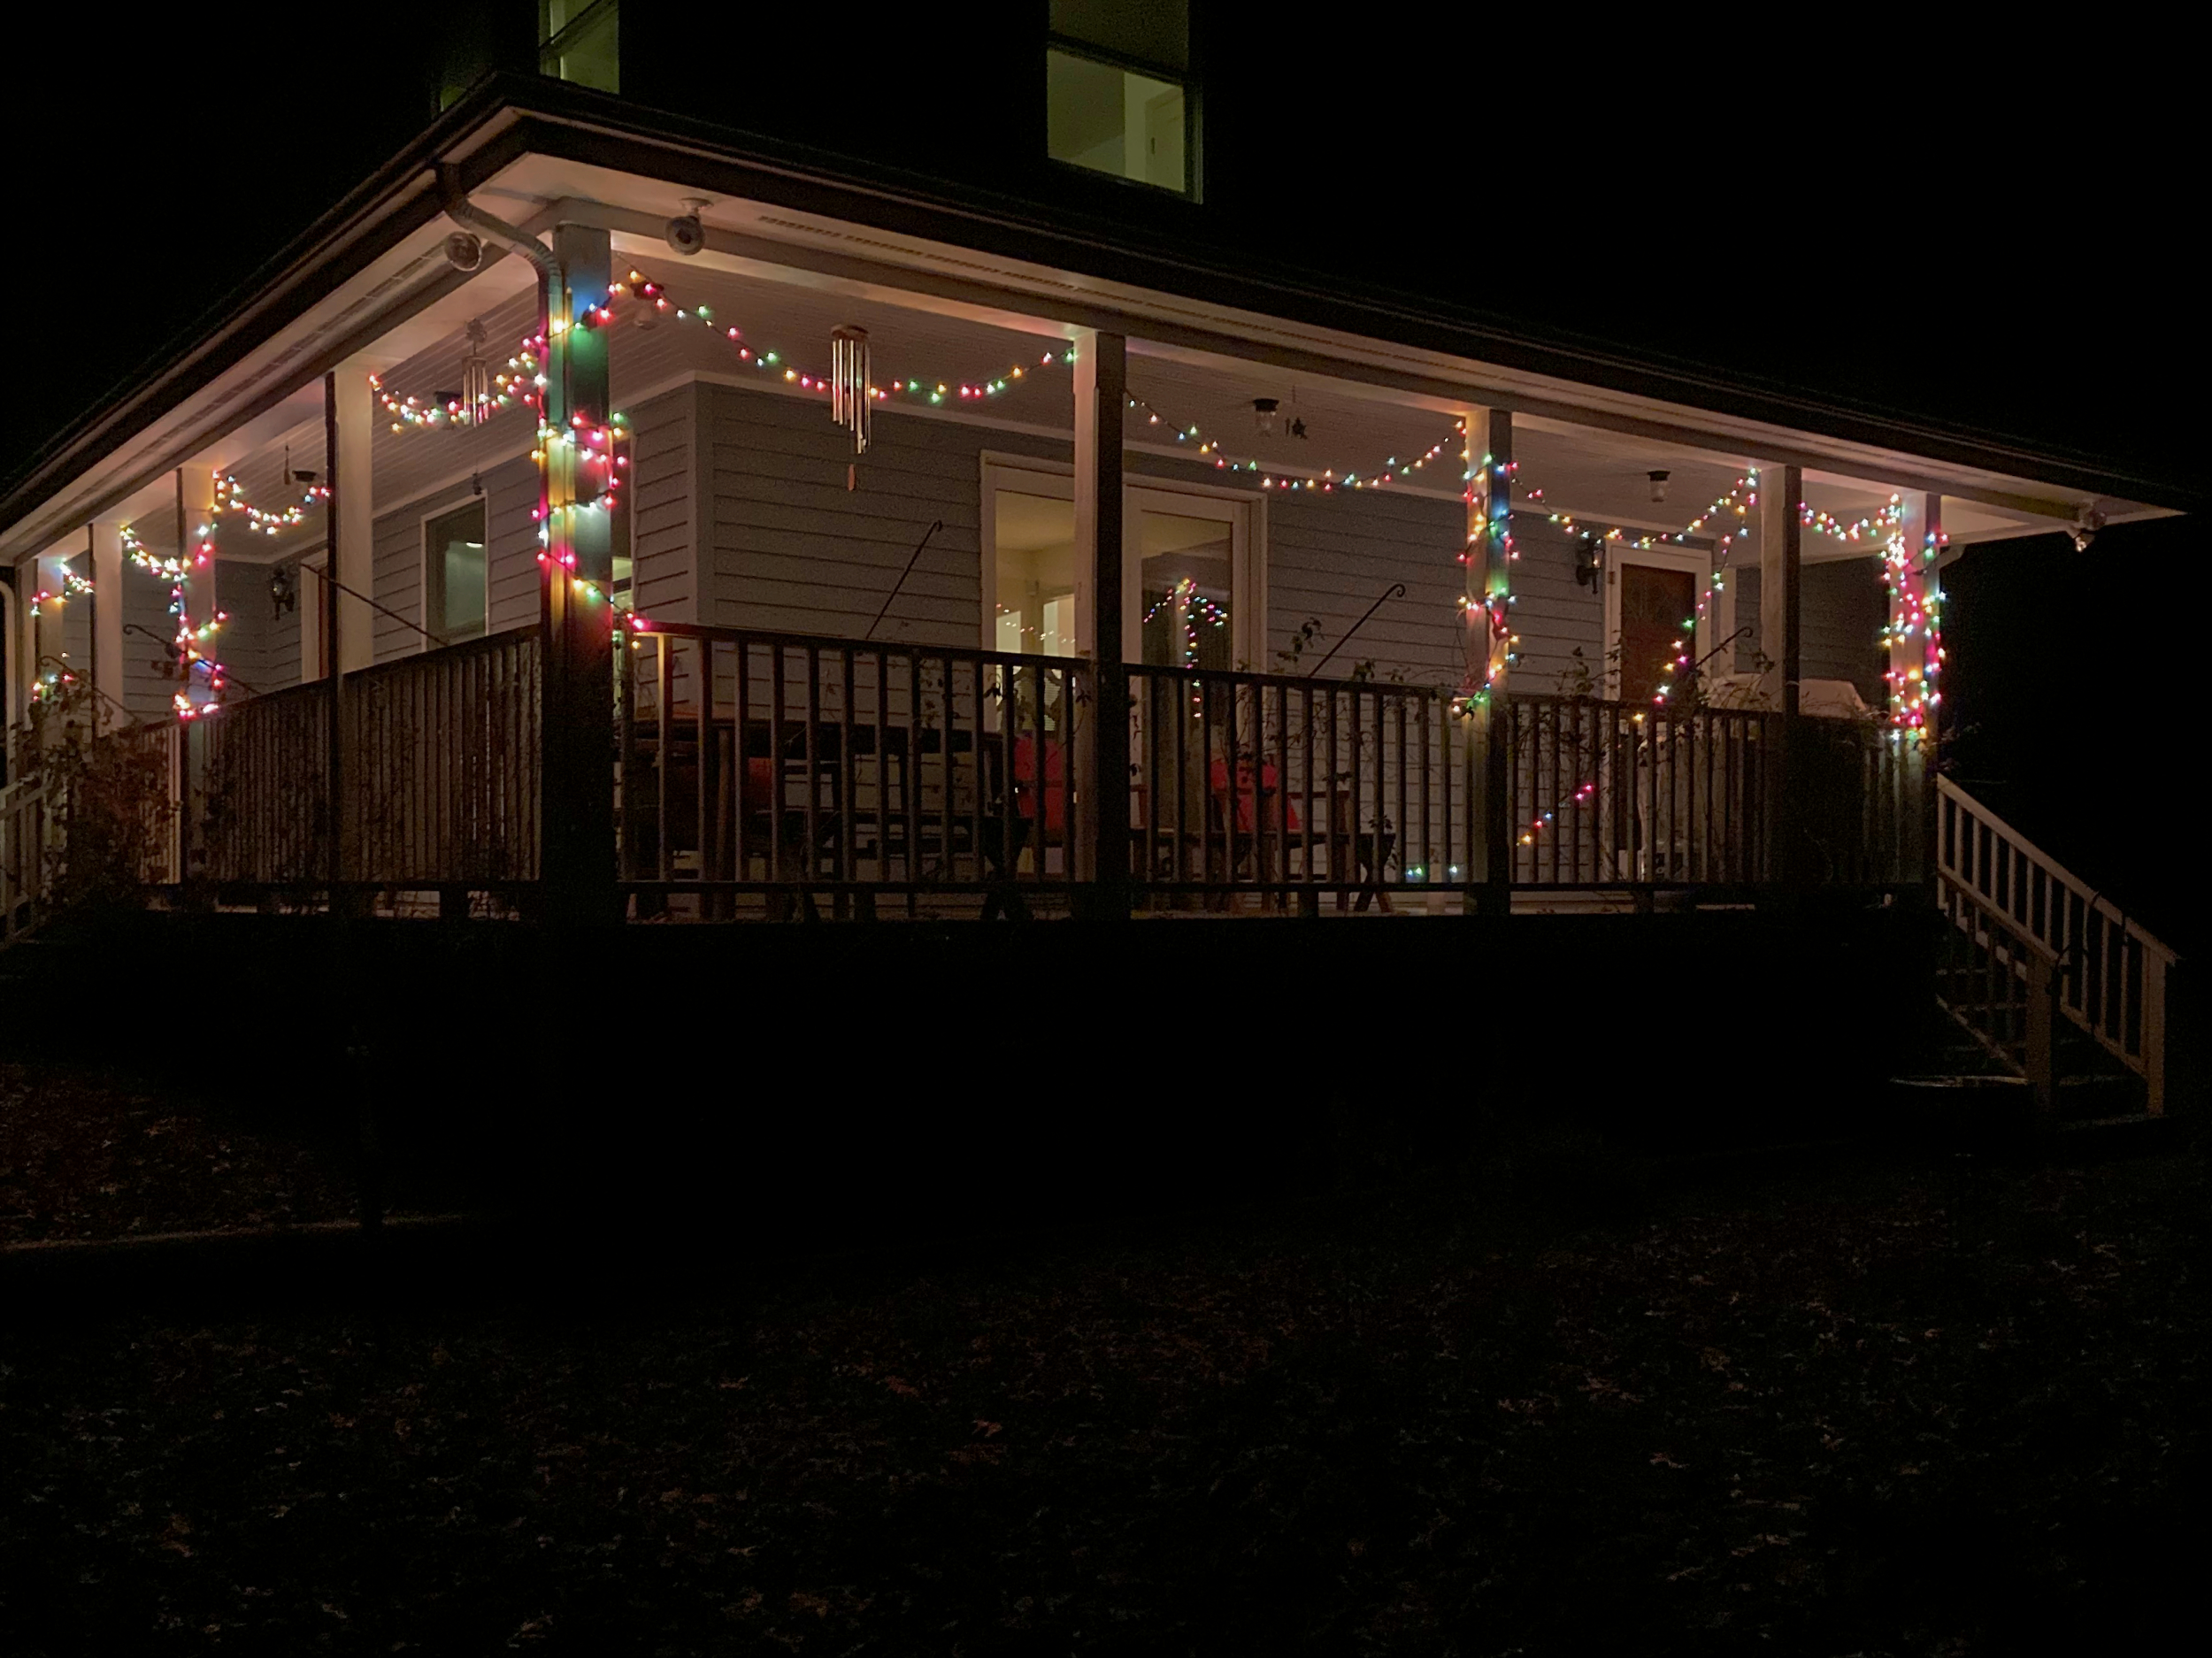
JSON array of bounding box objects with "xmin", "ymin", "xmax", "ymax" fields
[
  {"xmin": 830, "ymin": 325, "xmax": 871, "ymax": 487},
  {"xmin": 462, "ymin": 319, "xmax": 492, "ymax": 426}
]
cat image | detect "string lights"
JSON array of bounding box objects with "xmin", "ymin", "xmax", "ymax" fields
[
  {"xmin": 371, "ymin": 346, "xmax": 542, "ymax": 431},
  {"xmin": 1881, "ymin": 513, "xmax": 1944, "ymax": 736},
  {"xmin": 212, "ymin": 471, "xmax": 328, "ymax": 535},
  {"xmin": 122, "ymin": 504, "xmax": 231, "ymax": 719}
]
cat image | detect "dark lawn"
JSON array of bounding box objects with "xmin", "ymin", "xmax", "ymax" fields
[
  {"xmin": 2, "ymin": 1112, "xmax": 2203, "ymax": 1655},
  {"xmin": 0, "ymin": 1063, "xmax": 355, "ymax": 1246}
]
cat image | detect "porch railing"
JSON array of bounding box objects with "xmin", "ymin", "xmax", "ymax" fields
[
  {"xmin": 620, "ymin": 624, "xmax": 1082, "ymax": 900},
  {"xmin": 1937, "ymin": 775, "xmax": 2174, "ymax": 1111},
  {"xmin": 1, "ymin": 776, "xmax": 47, "ymax": 940},
  {"xmin": 1124, "ymin": 663, "xmax": 1474, "ymax": 903},
  {"xmin": 202, "ymin": 628, "xmax": 541, "ymax": 890},
  {"xmin": 1502, "ymin": 695, "xmax": 1920, "ymax": 890}
]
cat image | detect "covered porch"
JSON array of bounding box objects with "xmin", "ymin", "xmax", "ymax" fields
[{"xmin": 12, "ymin": 167, "xmax": 2097, "ymax": 926}]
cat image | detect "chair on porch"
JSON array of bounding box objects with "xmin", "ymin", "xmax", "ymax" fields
[
  {"xmin": 978, "ymin": 732, "xmax": 1064, "ymax": 920},
  {"xmin": 1204, "ymin": 754, "xmax": 1300, "ymax": 905}
]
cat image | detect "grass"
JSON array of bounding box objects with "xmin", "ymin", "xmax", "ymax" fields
[{"xmin": 2, "ymin": 1078, "xmax": 2203, "ymax": 1654}]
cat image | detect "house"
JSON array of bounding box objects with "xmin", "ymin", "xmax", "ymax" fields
[{"xmin": 0, "ymin": 4, "xmax": 2185, "ymax": 1121}]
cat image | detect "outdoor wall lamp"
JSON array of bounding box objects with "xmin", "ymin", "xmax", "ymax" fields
[
  {"xmin": 1252, "ymin": 397, "xmax": 1280, "ymax": 435},
  {"xmin": 1648, "ymin": 470, "xmax": 1671, "ymax": 503}
]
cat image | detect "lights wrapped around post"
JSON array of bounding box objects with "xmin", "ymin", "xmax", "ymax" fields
[{"xmin": 830, "ymin": 325, "xmax": 871, "ymax": 455}]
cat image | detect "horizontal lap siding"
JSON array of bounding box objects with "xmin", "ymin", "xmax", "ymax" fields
[
  {"xmin": 702, "ymin": 384, "xmax": 1061, "ymax": 648},
  {"xmin": 1732, "ymin": 560, "xmax": 1886, "ymax": 702},
  {"xmin": 210, "ymin": 559, "xmax": 276, "ymax": 705},
  {"xmin": 121, "ymin": 561, "xmax": 175, "ymax": 720},
  {"xmin": 1509, "ymin": 518, "xmax": 1605, "ymax": 694},
  {"xmin": 627, "ymin": 387, "xmax": 693, "ymax": 621},
  {"xmin": 1802, "ymin": 558, "xmax": 1886, "ymax": 703},
  {"xmin": 1266, "ymin": 488, "xmax": 1463, "ymax": 686},
  {"xmin": 367, "ymin": 457, "xmax": 538, "ymax": 659}
]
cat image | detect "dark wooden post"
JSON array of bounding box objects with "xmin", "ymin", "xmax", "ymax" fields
[
  {"xmin": 1758, "ymin": 463, "xmax": 1804, "ymax": 889},
  {"xmin": 1074, "ymin": 329, "xmax": 1127, "ymax": 919},
  {"xmin": 538, "ymin": 222, "xmax": 618, "ymax": 925},
  {"xmin": 1465, "ymin": 409, "xmax": 1513, "ymax": 916}
]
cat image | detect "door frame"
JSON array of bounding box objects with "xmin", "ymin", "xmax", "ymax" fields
[{"xmin": 1604, "ymin": 544, "xmax": 1713, "ymax": 702}]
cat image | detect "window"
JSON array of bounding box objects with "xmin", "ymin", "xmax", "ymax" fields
[
  {"xmin": 541, "ymin": 0, "xmax": 618, "ymax": 93},
  {"xmin": 992, "ymin": 491, "xmax": 1079, "ymax": 656},
  {"xmin": 980, "ymin": 460, "xmax": 1256, "ymax": 666},
  {"xmin": 424, "ymin": 502, "xmax": 488, "ymax": 645},
  {"xmin": 1047, "ymin": 0, "xmax": 1194, "ymax": 196}
]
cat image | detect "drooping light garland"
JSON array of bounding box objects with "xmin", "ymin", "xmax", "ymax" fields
[
  {"xmin": 1121, "ymin": 394, "xmax": 1463, "ymax": 494},
  {"xmin": 212, "ymin": 471, "xmax": 329, "ymax": 535},
  {"xmin": 370, "ymin": 346, "xmax": 543, "ymax": 431},
  {"xmin": 122, "ymin": 512, "xmax": 230, "ymax": 718},
  {"xmin": 606, "ymin": 271, "xmax": 1075, "ymax": 409}
]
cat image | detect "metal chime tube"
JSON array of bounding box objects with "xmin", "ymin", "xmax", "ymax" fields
[{"xmin": 831, "ymin": 326, "xmax": 871, "ymax": 455}]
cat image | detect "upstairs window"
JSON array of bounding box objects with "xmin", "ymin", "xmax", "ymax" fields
[
  {"xmin": 1047, "ymin": 0, "xmax": 1194, "ymax": 196},
  {"xmin": 541, "ymin": 0, "xmax": 618, "ymax": 93}
]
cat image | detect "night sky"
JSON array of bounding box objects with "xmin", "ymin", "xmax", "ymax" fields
[{"xmin": 8, "ymin": 9, "xmax": 2200, "ymax": 935}]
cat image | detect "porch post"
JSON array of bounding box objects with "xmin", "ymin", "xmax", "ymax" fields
[
  {"xmin": 1891, "ymin": 493, "xmax": 1944, "ymax": 884},
  {"xmin": 88, "ymin": 523, "xmax": 124, "ymax": 725},
  {"xmin": 1463, "ymin": 408, "xmax": 1513, "ymax": 916},
  {"xmin": 1756, "ymin": 463, "xmax": 1804, "ymax": 887},
  {"xmin": 1072, "ymin": 328, "xmax": 1128, "ymax": 917},
  {"xmin": 319, "ymin": 368, "xmax": 373, "ymax": 905},
  {"xmin": 538, "ymin": 220, "xmax": 618, "ymax": 925}
]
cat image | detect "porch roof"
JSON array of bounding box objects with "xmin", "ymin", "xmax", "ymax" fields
[{"xmin": 0, "ymin": 73, "xmax": 2188, "ymax": 564}]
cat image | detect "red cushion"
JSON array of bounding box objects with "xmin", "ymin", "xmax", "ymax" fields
[
  {"xmin": 1013, "ymin": 736, "xmax": 1065, "ymax": 833},
  {"xmin": 1209, "ymin": 756, "xmax": 1300, "ymax": 833}
]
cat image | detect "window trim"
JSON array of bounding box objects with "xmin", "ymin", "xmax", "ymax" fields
[
  {"xmin": 419, "ymin": 497, "xmax": 489, "ymax": 650},
  {"xmin": 1044, "ymin": 37, "xmax": 1201, "ymax": 201},
  {"xmin": 540, "ymin": 0, "xmax": 618, "ymax": 89}
]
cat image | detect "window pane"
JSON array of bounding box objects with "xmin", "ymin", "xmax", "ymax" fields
[
  {"xmin": 541, "ymin": 0, "xmax": 618, "ymax": 93},
  {"xmin": 1138, "ymin": 510, "xmax": 1230, "ymax": 670},
  {"xmin": 1047, "ymin": 50, "xmax": 1186, "ymax": 192},
  {"xmin": 994, "ymin": 490, "xmax": 1078, "ymax": 656},
  {"xmin": 426, "ymin": 503, "xmax": 488, "ymax": 643}
]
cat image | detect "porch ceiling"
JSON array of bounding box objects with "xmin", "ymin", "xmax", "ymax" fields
[{"xmin": 7, "ymin": 111, "xmax": 2172, "ymax": 566}]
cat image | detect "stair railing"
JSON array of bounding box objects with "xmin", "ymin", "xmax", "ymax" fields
[{"xmin": 1935, "ymin": 775, "xmax": 2176, "ymax": 1114}]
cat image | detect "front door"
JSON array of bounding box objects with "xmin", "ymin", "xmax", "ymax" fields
[{"xmin": 1616, "ymin": 562, "xmax": 1696, "ymax": 704}]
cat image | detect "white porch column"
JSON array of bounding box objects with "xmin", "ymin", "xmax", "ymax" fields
[
  {"xmin": 329, "ymin": 359, "xmax": 375, "ymax": 674},
  {"xmin": 1755, "ymin": 464, "xmax": 1803, "ymax": 716},
  {"xmin": 1754, "ymin": 464, "xmax": 1805, "ymax": 887},
  {"xmin": 1463, "ymin": 408, "xmax": 1513, "ymax": 911},
  {"xmin": 1071, "ymin": 329, "xmax": 1128, "ymax": 913},
  {"xmin": 89, "ymin": 521, "xmax": 124, "ymax": 720}
]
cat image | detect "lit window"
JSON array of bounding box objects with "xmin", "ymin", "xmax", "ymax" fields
[
  {"xmin": 1047, "ymin": 1, "xmax": 1194, "ymax": 196},
  {"xmin": 541, "ymin": 0, "xmax": 618, "ymax": 94},
  {"xmin": 425, "ymin": 503, "xmax": 488, "ymax": 645}
]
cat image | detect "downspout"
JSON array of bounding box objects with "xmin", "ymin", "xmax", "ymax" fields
[{"xmin": 437, "ymin": 165, "xmax": 560, "ymax": 294}]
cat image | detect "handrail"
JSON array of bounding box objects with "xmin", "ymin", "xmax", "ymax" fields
[
  {"xmin": 1936, "ymin": 773, "xmax": 2177, "ymax": 964},
  {"xmin": 1936, "ymin": 772, "xmax": 2176, "ymax": 1114}
]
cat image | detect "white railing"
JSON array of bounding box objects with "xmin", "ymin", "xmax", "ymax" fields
[
  {"xmin": 1937, "ymin": 775, "xmax": 2177, "ymax": 1114},
  {"xmin": 2, "ymin": 775, "xmax": 50, "ymax": 942}
]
